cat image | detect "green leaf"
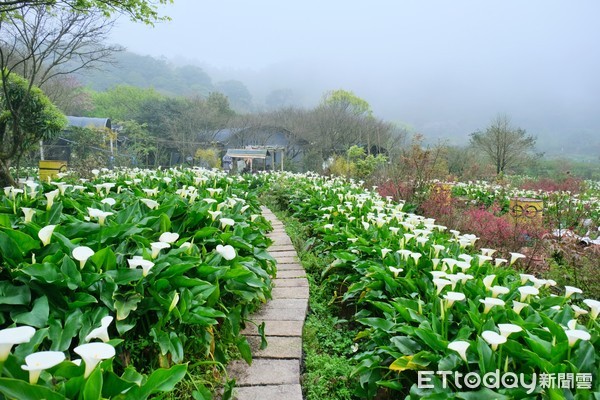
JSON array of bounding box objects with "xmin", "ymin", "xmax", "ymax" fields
[
  {"xmin": 0, "ymin": 377, "xmax": 65, "ymax": 400},
  {"xmin": 90, "ymin": 247, "xmax": 117, "ymax": 271},
  {"xmin": 21, "ymin": 262, "xmax": 63, "ymax": 284},
  {"xmin": 572, "ymin": 341, "xmax": 595, "ymax": 373},
  {"xmin": 49, "ymin": 310, "xmax": 82, "ymax": 351},
  {"xmin": 11, "ymin": 295, "xmax": 49, "ymax": 328},
  {"xmin": 159, "ymin": 213, "xmax": 171, "ymax": 232},
  {"xmin": 128, "ymin": 364, "xmax": 187, "ymax": 399},
  {"xmin": 102, "ymin": 371, "xmax": 138, "ymax": 398},
  {"xmin": 83, "ymin": 366, "xmax": 103, "ymax": 400},
  {"xmin": 0, "ymin": 282, "xmax": 31, "ymax": 305},
  {"xmin": 456, "ymin": 388, "xmax": 511, "ymax": 400},
  {"xmin": 236, "ymin": 336, "xmax": 253, "ymax": 365},
  {"xmin": 476, "ymin": 337, "xmax": 495, "ymax": 374},
  {"xmin": 113, "ymin": 293, "xmax": 142, "ymax": 320},
  {"xmin": 0, "ymin": 231, "xmax": 23, "ymax": 262},
  {"xmin": 0, "ymin": 228, "xmax": 40, "ymax": 254}
]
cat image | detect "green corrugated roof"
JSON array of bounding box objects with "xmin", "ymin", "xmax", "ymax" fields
[{"xmin": 225, "ymin": 149, "xmax": 268, "ymax": 159}]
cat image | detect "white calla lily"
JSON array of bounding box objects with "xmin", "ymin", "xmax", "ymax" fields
[
  {"xmin": 564, "ymin": 286, "xmax": 582, "ymax": 299},
  {"xmin": 127, "ymin": 256, "xmax": 155, "ymax": 276},
  {"xmin": 509, "ymin": 252, "xmax": 526, "ymax": 265},
  {"xmin": 482, "ymin": 330, "xmax": 507, "ymax": 351},
  {"xmin": 443, "ymin": 291, "xmax": 466, "ymax": 308},
  {"xmin": 448, "ymin": 340, "xmax": 470, "ymax": 362},
  {"xmin": 159, "ymin": 232, "xmax": 179, "ymax": 243},
  {"xmin": 0, "ymin": 326, "xmax": 36, "ymax": 361},
  {"xmin": 518, "ymin": 286, "xmax": 539, "ymax": 302},
  {"xmin": 150, "ymin": 242, "xmax": 170, "ymax": 259},
  {"xmin": 480, "ymin": 297, "xmax": 505, "ymax": 314},
  {"xmin": 72, "ymin": 246, "xmax": 95, "ymax": 269},
  {"xmin": 565, "ymin": 329, "xmax": 591, "ymax": 347},
  {"xmin": 21, "ymin": 351, "xmax": 65, "ymax": 384},
  {"xmin": 85, "ymin": 316, "xmax": 114, "ymax": 342},
  {"xmin": 38, "ymin": 225, "xmax": 56, "ymax": 246},
  {"xmin": 498, "ymin": 323, "xmax": 523, "ymax": 338},
  {"xmin": 21, "ymin": 207, "xmax": 35, "ymax": 223},
  {"xmin": 216, "ymin": 244, "xmax": 236, "ymax": 260},
  {"xmin": 73, "ymin": 342, "xmax": 116, "ymax": 378},
  {"xmin": 583, "ymin": 299, "xmax": 600, "ymax": 320}
]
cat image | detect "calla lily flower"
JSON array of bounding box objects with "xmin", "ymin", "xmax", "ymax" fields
[
  {"xmin": 498, "ymin": 323, "xmax": 523, "ymax": 338},
  {"xmin": 490, "ymin": 285, "xmax": 510, "ymax": 298},
  {"xmin": 140, "ymin": 199, "xmax": 159, "ymax": 209},
  {"xmin": 519, "ymin": 274, "xmax": 535, "ymax": 285},
  {"xmin": 509, "ymin": 252, "xmax": 526, "ymax": 265},
  {"xmin": 583, "ymin": 299, "xmax": 600, "ymax": 320},
  {"xmin": 21, "ymin": 351, "xmax": 65, "ymax": 384},
  {"xmin": 72, "ymin": 246, "xmax": 95, "ymax": 269},
  {"xmin": 100, "ymin": 198, "xmax": 116, "ymax": 206},
  {"xmin": 208, "ymin": 210, "xmax": 222, "ymax": 221},
  {"xmin": 389, "ymin": 266, "xmax": 403, "ymax": 278},
  {"xmin": 480, "ymin": 248, "xmax": 496, "ymax": 257},
  {"xmin": 512, "ymin": 301, "xmax": 528, "ymax": 315},
  {"xmin": 477, "ymin": 255, "xmax": 493, "ymax": 267},
  {"xmin": 564, "ymin": 286, "xmax": 582, "ymax": 299},
  {"xmin": 448, "ymin": 340, "xmax": 470, "ymax": 362},
  {"xmin": 87, "ymin": 208, "xmax": 113, "ymax": 225},
  {"xmin": 150, "ymin": 242, "xmax": 170, "ymax": 259},
  {"xmin": 518, "ymin": 286, "xmax": 539, "ymax": 302},
  {"xmin": 85, "ymin": 316, "xmax": 114, "ymax": 342},
  {"xmin": 127, "ymin": 256, "xmax": 155, "ymax": 276},
  {"xmin": 571, "ymin": 305, "xmax": 588, "ymax": 318},
  {"xmin": 480, "ymin": 297, "xmax": 505, "ymax": 314},
  {"xmin": 216, "ymin": 244, "xmax": 236, "ymax": 260},
  {"xmin": 494, "ymin": 258, "xmax": 507, "ymax": 267},
  {"xmin": 0, "ymin": 326, "xmax": 36, "ymax": 361},
  {"xmin": 444, "ymin": 292, "xmax": 466, "ymax": 308},
  {"xmin": 565, "ymin": 329, "xmax": 591, "ymax": 347},
  {"xmin": 159, "ymin": 232, "xmax": 179, "ymax": 243},
  {"xmin": 381, "ymin": 248, "xmax": 391, "ymax": 259},
  {"xmin": 483, "ymin": 274, "xmax": 496, "ymax": 290},
  {"xmin": 433, "ymin": 278, "xmax": 452, "ymax": 295},
  {"xmin": 410, "ymin": 252, "xmax": 422, "ymax": 264},
  {"xmin": 38, "ymin": 225, "xmax": 56, "ymax": 246},
  {"xmin": 73, "ymin": 342, "xmax": 116, "ymax": 378},
  {"xmin": 45, "ymin": 189, "xmax": 59, "ymax": 210},
  {"xmin": 21, "ymin": 207, "xmax": 35, "ymax": 223},
  {"xmin": 482, "ymin": 330, "xmax": 507, "ymax": 351},
  {"xmin": 169, "ymin": 292, "xmax": 180, "ymax": 313},
  {"xmin": 219, "ymin": 218, "xmax": 235, "ymax": 228}
]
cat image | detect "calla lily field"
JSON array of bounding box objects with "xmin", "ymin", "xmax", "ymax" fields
[
  {"xmin": 0, "ymin": 167, "xmax": 275, "ymax": 399},
  {"xmin": 0, "ymin": 168, "xmax": 598, "ymax": 399}
]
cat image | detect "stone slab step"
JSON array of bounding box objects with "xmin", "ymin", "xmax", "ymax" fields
[
  {"xmin": 233, "ymin": 384, "xmax": 302, "ymax": 400},
  {"xmin": 242, "ymin": 320, "xmax": 304, "ymax": 337},
  {"xmin": 228, "ymin": 359, "xmax": 299, "ymax": 386},
  {"xmin": 271, "ymin": 286, "xmax": 309, "ymax": 299},
  {"xmin": 268, "ymin": 244, "xmax": 296, "ymax": 252},
  {"xmin": 274, "ymin": 278, "xmax": 309, "ymax": 287},
  {"xmin": 275, "ymin": 263, "xmax": 304, "ymax": 271},
  {"xmin": 268, "ymin": 250, "xmax": 298, "ymax": 257},
  {"xmin": 247, "ymin": 336, "xmax": 302, "ymax": 359},
  {"xmin": 276, "ymin": 269, "xmax": 306, "ymax": 279}
]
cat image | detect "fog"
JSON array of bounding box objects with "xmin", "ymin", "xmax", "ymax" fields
[{"xmin": 109, "ymin": 0, "xmax": 600, "ymax": 155}]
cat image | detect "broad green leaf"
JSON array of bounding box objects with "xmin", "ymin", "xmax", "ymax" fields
[
  {"xmin": 113, "ymin": 293, "xmax": 142, "ymax": 320},
  {"xmin": 21, "ymin": 263, "xmax": 63, "ymax": 284},
  {"xmin": 0, "ymin": 282, "xmax": 31, "ymax": 305},
  {"xmin": 0, "ymin": 228, "xmax": 39, "ymax": 254},
  {"xmin": 0, "ymin": 377, "xmax": 65, "ymax": 400},
  {"xmin": 83, "ymin": 366, "xmax": 103, "ymax": 400},
  {"xmin": 11, "ymin": 295, "xmax": 49, "ymax": 328},
  {"xmin": 128, "ymin": 364, "xmax": 187, "ymax": 399},
  {"xmin": 90, "ymin": 247, "xmax": 117, "ymax": 271},
  {"xmin": 49, "ymin": 310, "xmax": 83, "ymax": 351},
  {"xmin": 0, "ymin": 231, "xmax": 23, "ymax": 262}
]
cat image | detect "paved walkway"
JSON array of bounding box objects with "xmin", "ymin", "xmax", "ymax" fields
[{"xmin": 228, "ymin": 207, "xmax": 307, "ymax": 400}]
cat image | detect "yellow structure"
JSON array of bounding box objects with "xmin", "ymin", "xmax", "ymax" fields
[
  {"xmin": 39, "ymin": 160, "xmax": 67, "ymax": 182},
  {"xmin": 509, "ymin": 197, "xmax": 543, "ymax": 222}
]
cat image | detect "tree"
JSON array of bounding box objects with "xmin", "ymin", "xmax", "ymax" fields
[
  {"xmin": 0, "ymin": 0, "xmax": 172, "ymax": 25},
  {"xmin": 0, "ymin": 5, "xmax": 120, "ymax": 89},
  {"xmin": 470, "ymin": 114, "xmax": 536, "ymax": 175},
  {"xmin": 215, "ymin": 80, "xmax": 253, "ymax": 112},
  {"xmin": 0, "ymin": 72, "xmax": 67, "ymax": 186}
]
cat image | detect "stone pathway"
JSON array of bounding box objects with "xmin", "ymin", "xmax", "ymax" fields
[{"xmin": 228, "ymin": 207, "xmax": 307, "ymax": 400}]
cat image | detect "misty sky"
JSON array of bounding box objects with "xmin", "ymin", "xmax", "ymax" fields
[{"xmin": 109, "ymin": 0, "xmax": 600, "ymax": 152}]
